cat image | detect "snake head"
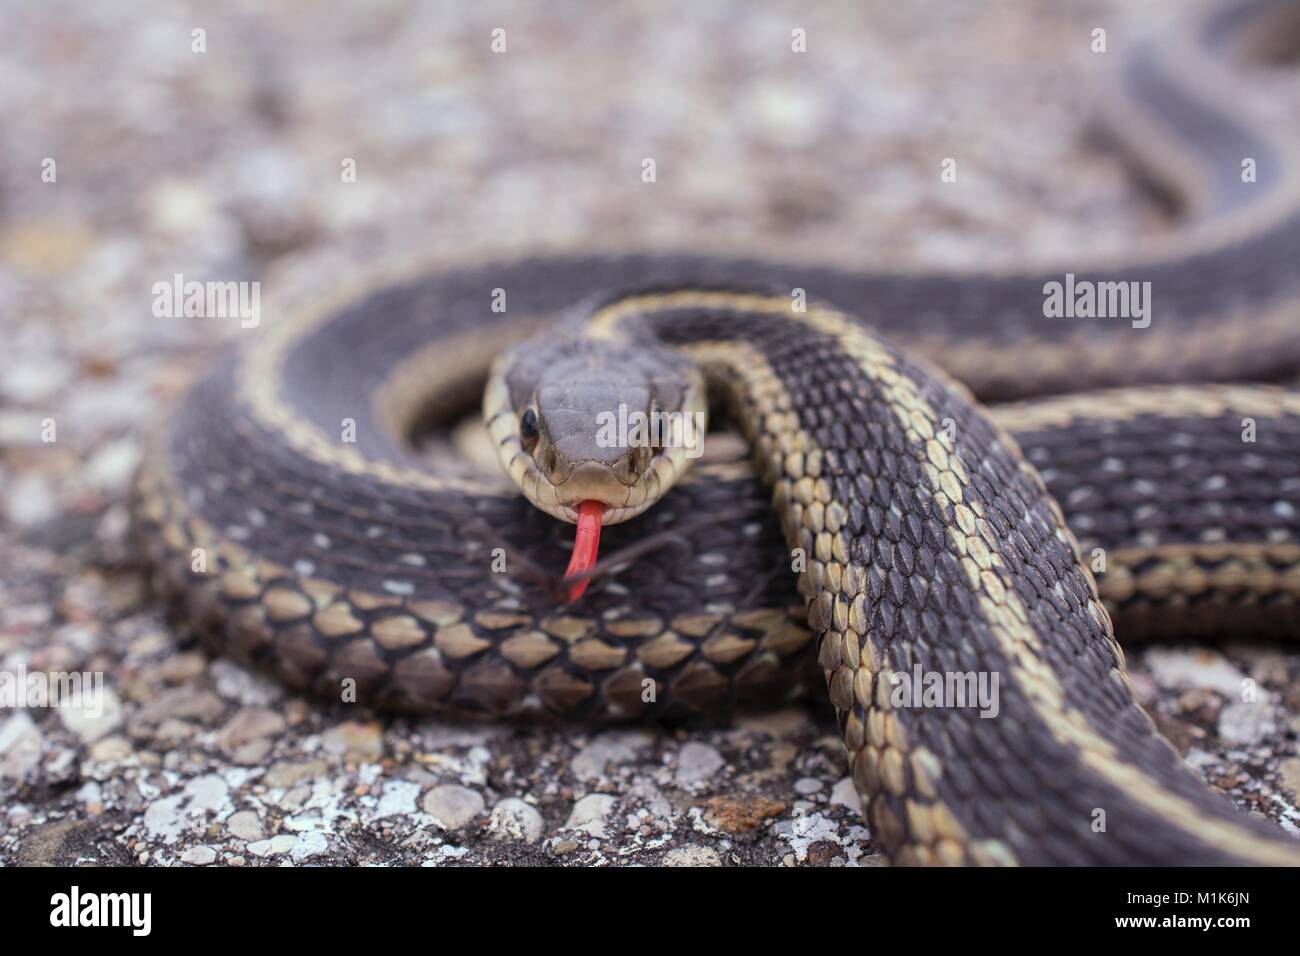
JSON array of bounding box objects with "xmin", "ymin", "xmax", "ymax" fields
[{"xmin": 484, "ymin": 329, "xmax": 707, "ymax": 525}]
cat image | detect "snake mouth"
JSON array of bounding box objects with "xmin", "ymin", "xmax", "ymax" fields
[{"xmin": 563, "ymin": 500, "xmax": 606, "ymax": 602}]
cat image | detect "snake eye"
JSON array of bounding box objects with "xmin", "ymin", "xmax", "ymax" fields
[{"xmin": 520, "ymin": 407, "xmax": 540, "ymax": 451}]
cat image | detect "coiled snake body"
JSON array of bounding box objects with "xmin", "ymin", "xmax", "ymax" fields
[{"xmin": 134, "ymin": 0, "xmax": 1300, "ymax": 864}]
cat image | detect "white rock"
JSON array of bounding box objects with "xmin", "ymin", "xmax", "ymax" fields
[
  {"xmin": 210, "ymin": 660, "xmax": 283, "ymax": 707},
  {"xmin": 183, "ymin": 774, "xmax": 232, "ymax": 815},
  {"xmin": 181, "ymin": 846, "xmax": 217, "ymax": 865},
  {"xmin": 422, "ymin": 845, "xmax": 470, "ymax": 865},
  {"xmin": 58, "ymin": 687, "xmax": 123, "ymax": 742},
  {"xmin": 1219, "ymin": 700, "xmax": 1277, "ymax": 746},
  {"xmin": 571, "ymin": 730, "xmax": 652, "ymax": 781},
  {"xmin": 374, "ymin": 779, "xmax": 421, "ymax": 818},
  {"xmin": 1, "ymin": 356, "xmax": 73, "ymax": 403},
  {"xmin": 291, "ymin": 830, "xmax": 329, "ymax": 862},
  {"xmin": 421, "ymin": 784, "xmax": 486, "ymax": 829},
  {"xmin": 830, "ymin": 777, "xmax": 859, "ymax": 810},
  {"xmin": 1144, "ymin": 648, "xmax": 1248, "ymax": 696},
  {"xmin": 247, "ymin": 834, "xmax": 297, "ymax": 857},
  {"xmin": 675, "ymin": 742, "xmax": 724, "ymax": 787},
  {"xmin": 0, "ymin": 711, "xmax": 42, "ymax": 780},
  {"xmin": 143, "ymin": 794, "xmax": 188, "ymax": 844},
  {"xmin": 75, "ymin": 780, "xmax": 102, "ymax": 807},
  {"xmin": 321, "ymin": 719, "xmax": 384, "ymax": 762},
  {"xmin": 84, "ymin": 438, "xmax": 140, "ymax": 493},
  {"xmin": 565, "ymin": 794, "xmax": 618, "ymax": 838},
  {"xmin": 745, "ymin": 81, "xmax": 827, "ymax": 148},
  {"xmin": 418, "ymin": 720, "xmax": 504, "ymax": 749},
  {"xmin": 5, "ymin": 474, "xmax": 57, "ymax": 529},
  {"xmin": 489, "ymin": 798, "xmax": 544, "ymax": 844},
  {"xmin": 227, "ymin": 810, "xmax": 266, "ymax": 842}
]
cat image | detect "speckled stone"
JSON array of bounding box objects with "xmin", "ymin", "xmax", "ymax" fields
[
  {"xmin": 662, "ymin": 845, "xmax": 722, "ymax": 866},
  {"xmin": 489, "ymin": 798, "xmax": 545, "ymax": 844}
]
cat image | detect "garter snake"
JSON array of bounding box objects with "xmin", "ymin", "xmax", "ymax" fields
[{"xmin": 133, "ymin": 0, "xmax": 1300, "ymax": 864}]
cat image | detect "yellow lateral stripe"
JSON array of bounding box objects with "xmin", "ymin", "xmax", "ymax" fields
[
  {"xmin": 1100, "ymin": 542, "xmax": 1300, "ymax": 603},
  {"xmin": 678, "ymin": 336, "xmax": 978, "ymax": 864},
  {"xmin": 990, "ymin": 384, "xmax": 1300, "ymax": 433}
]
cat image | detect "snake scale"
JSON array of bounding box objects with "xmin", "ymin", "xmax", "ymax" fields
[{"xmin": 133, "ymin": 0, "xmax": 1300, "ymax": 864}]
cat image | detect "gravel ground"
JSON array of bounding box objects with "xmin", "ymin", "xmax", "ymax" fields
[{"xmin": 3, "ymin": 0, "xmax": 1300, "ymax": 867}]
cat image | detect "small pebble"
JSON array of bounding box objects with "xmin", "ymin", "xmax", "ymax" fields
[
  {"xmin": 322, "ymin": 720, "xmax": 384, "ymax": 762},
  {"xmin": 489, "ymin": 798, "xmax": 544, "ymax": 844},
  {"xmin": 663, "ymin": 845, "xmax": 722, "ymax": 867},
  {"xmin": 226, "ymin": 810, "xmax": 265, "ymax": 842},
  {"xmin": 675, "ymin": 742, "xmax": 725, "ymax": 787},
  {"xmin": 565, "ymin": 794, "xmax": 618, "ymax": 839},
  {"xmin": 181, "ymin": 846, "xmax": 217, "ymax": 866},
  {"xmin": 421, "ymin": 784, "xmax": 486, "ymax": 829}
]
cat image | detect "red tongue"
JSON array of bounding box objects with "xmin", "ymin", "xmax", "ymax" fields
[{"xmin": 563, "ymin": 500, "xmax": 605, "ymax": 602}]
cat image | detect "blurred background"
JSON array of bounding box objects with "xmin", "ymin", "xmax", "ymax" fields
[
  {"xmin": 2, "ymin": 0, "xmax": 1299, "ymax": 866},
  {"xmin": 0, "ymin": 0, "xmax": 1234, "ymax": 537}
]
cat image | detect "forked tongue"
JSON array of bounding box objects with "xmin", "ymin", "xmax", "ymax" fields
[{"xmin": 563, "ymin": 500, "xmax": 605, "ymax": 602}]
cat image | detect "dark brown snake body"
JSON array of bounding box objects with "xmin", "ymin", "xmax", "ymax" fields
[{"xmin": 134, "ymin": 0, "xmax": 1300, "ymax": 864}]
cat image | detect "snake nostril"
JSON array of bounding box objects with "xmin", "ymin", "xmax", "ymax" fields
[{"xmin": 541, "ymin": 444, "xmax": 558, "ymax": 476}]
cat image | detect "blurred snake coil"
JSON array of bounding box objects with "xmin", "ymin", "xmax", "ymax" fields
[{"xmin": 134, "ymin": 0, "xmax": 1300, "ymax": 864}]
